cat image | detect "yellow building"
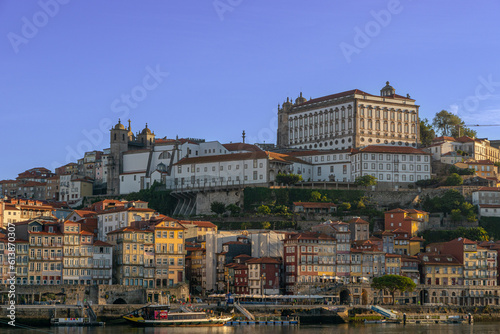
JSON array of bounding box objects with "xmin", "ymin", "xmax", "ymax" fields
[
  {"xmin": 107, "ymin": 227, "xmax": 153, "ymax": 287},
  {"xmin": 153, "ymin": 218, "xmax": 186, "ymax": 287},
  {"xmin": 385, "ymin": 254, "xmax": 401, "ymax": 275},
  {"xmin": 418, "ymin": 253, "xmax": 463, "ymax": 286},
  {"xmin": 393, "ymin": 229, "xmax": 424, "ymax": 256}
]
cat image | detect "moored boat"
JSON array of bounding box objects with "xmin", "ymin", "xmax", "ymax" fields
[{"xmin": 123, "ymin": 304, "xmax": 232, "ymax": 327}]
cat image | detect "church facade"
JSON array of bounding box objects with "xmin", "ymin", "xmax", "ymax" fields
[{"xmin": 277, "ymin": 82, "xmax": 420, "ymax": 150}]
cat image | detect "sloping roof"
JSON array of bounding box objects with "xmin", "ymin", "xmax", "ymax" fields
[
  {"xmin": 477, "ymin": 187, "xmax": 500, "ymax": 192},
  {"xmin": 72, "ymin": 210, "xmax": 96, "ymax": 218},
  {"xmin": 347, "ymin": 217, "xmax": 369, "ymax": 224},
  {"xmin": 179, "ymin": 220, "xmax": 217, "ymax": 228},
  {"xmin": 108, "ymin": 226, "xmax": 153, "ymax": 234},
  {"xmin": 433, "ymin": 136, "xmax": 456, "ymax": 142},
  {"xmin": 246, "ymin": 257, "xmax": 280, "ymax": 264},
  {"xmin": 385, "ymin": 208, "xmax": 408, "ymax": 213},
  {"xmin": 478, "ymin": 204, "xmax": 500, "ymax": 208},
  {"xmin": 223, "ymin": 143, "xmax": 262, "ymax": 152},
  {"xmin": 96, "ymin": 207, "xmax": 155, "ymax": 214},
  {"xmin": 292, "ymin": 89, "xmax": 414, "ymax": 109},
  {"xmin": 418, "ymin": 253, "xmax": 461, "ymax": 265}
]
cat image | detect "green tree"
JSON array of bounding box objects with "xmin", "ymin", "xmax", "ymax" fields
[
  {"xmin": 445, "ymin": 173, "xmax": 463, "ymax": 186},
  {"xmin": 310, "ymin": 191, "xmax": 322, "ymax": 202},
  {"xmin": 339, "ymin": 202, "xmax": 351, "ymax": 211},
  {"xmin": 355, "ymin": 175, "xmax": 377, "ymax": 187},
  {"xmin": 371, "ymin": 275, "xmax": 416, "ymax": 305},
  {"xmin": 450, "ymin": 209, "xmax": 462, "ymax": 222},
  {"xmin": 275, "ymin": 173, "xmax": 303, "ymax": 185},
  {"xmin": 257, "ymin": 205, "xmax": 271, "ymax": 215},
  {"xmin": 432, "ymin": 110, "xmax": 477, "ymax": 138},
  {"xmin": 226, "ymin": 204, "xmax": 241, "ymax": 216},
  {"xmin": 419, "ymin": 118, "xmax": 436, "ymax": 146},
  {"xmin": 273, "ymin": 205, "xmax": 289, "ymax": 215},
  {"xmin": 261, "ymin": 221, "xmax": 271, "ymax": 229},
  {"xmin": 210, "ymin": 201, "xmax": 226, "ymax": 215},
  {"xmin": 355, "ymin": 199, "xmax": 366, "ymax": 210}
]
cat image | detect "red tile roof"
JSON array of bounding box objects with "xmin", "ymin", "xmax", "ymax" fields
[
  {"xmin": 246, "ymin": 257, "xmax": 280, "ymax": 264},
  {"xmin": 432, "ymin": 136, "xmax": 456, "ymax": 142},
  {"xmin": 174, "ymin": 151, "xmax": 305, "ymax": 165},
  {"xmin": 96, "ymin": 207, "xmax": 155, "ymax": 214},
  {"xmin": 347, "ymin": 217, "xmax": 369, "ymax": 224},
  {"xmin": 477, "ymin": 187, "xmax": 500, "ymax": 192},
  {"xmin": 72, "ymin": 210, "xmax": 96, "ymax": 218},
  {"xmin": 223, "ymin": 143, "xmax": 262, "ymax": 152}
]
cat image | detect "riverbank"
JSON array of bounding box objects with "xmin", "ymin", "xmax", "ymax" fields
[{"xmin": 3, "ymin": 303, "xmax": 500, "ymax": 327}]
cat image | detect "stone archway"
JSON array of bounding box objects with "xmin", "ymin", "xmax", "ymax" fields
[
  {"xmin": 113, "ymin": 298, "xmax": 127, "ymax": 304},
  {"xmin": 441, "ymin": 290, "xmax": 448, "ymax": 304},
  {"xmin": 420, "ymin": 289, "xmax": 429, "ymax": 304},
  {"xmin": 339, "ymin": 289, "xmax": 351, "ymax": 305},
  {"xmin": 361, "ymin": 289, "xmax": 369, "ymax": 305}
]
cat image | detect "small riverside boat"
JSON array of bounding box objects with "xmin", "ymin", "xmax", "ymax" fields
[{"xmin": 123, "ymin": 305, "xmax": 232, "ymax": 327}]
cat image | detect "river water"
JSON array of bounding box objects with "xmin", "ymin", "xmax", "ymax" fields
[{"xmin": 1, "ymin": 323, "xmax": 498, "ymax": 334}]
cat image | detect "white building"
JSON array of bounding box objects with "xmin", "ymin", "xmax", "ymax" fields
[
  {"xmin": 288, "ymin": 150, "xmax": 352, "ymax": 182},
  {"xmin": 97, "ymin": 206, "xmax": 156, "ymax": 241},
  {"xmin": 351, "ymin": 145, "xmax": 431, "ymax": 185},
  {"xmin": 167, "ymin": 151, "xmax": 300, "ymax": 190},
  {"xmin": 92, "ymin": 240, "xmax": 113, "ymax": 285},
  {"xmin": 277, "ymin": 82, "xmax": 420, "ymax": 150},
  {"xmin": 59, "ymin": 175, "xmax": 93, "ymax": 206},
  {"xmin": 472, "ymin": 187, "xmax": 500, "ymax": 218}
]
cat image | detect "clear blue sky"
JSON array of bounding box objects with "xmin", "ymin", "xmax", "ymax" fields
[{"xmin": 1, "ymin": 0, "xmax": 500, "ymax": 180}]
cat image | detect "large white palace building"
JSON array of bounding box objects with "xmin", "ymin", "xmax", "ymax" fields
[{"xmin": 277, "ymin": 82, "xmax": 420, "ymax": 150}]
